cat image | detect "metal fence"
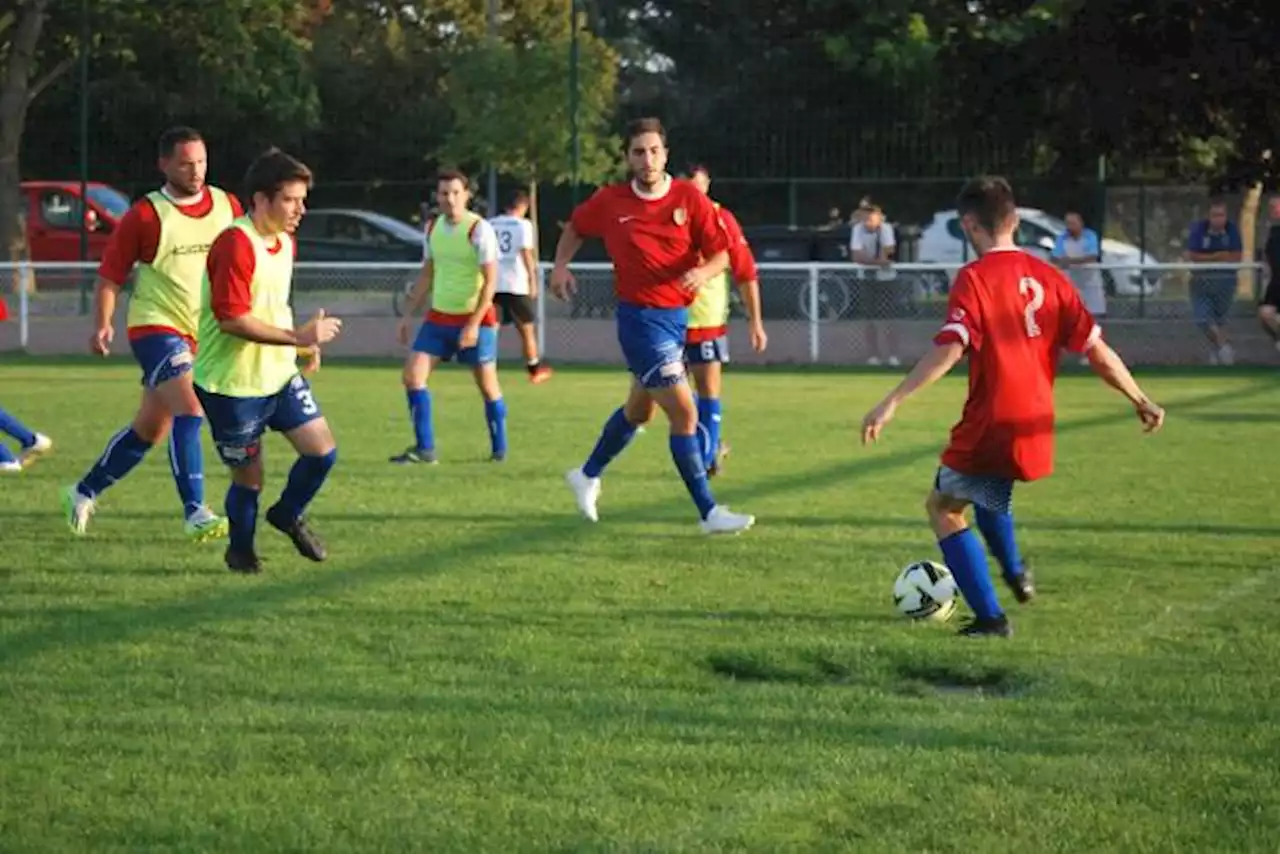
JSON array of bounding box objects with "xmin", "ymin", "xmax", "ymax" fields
[{"xmin": 1, "ymin": 261, "xmax": 1273, "ymax": 366}]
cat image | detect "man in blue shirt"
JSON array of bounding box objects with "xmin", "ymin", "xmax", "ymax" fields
[{"xmin": 1186, "ymin": 200, "xmax": 1243, "ymax": 365}]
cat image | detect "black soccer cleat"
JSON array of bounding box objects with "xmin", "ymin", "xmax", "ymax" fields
[
  {"xmin": 265, "ymin": 504, "xmax": 328, "ymax": 562},
  {"xmin": 958, "ymin": 615, "xmax": 1012, "ymax": 638},
  {"xmin": 1003, "ymin": 566, "xmax": 1036, "ymax": 604},
  {"xmin": 225, "ymin": 547, "xmax": 262, "ymax": 574},
  {"xmin": 389, "ymin": 447, "xmax": 438, "ymax": 465}
]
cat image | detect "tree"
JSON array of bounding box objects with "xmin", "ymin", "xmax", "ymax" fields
[
  {"xmin": 0, "ymin": 0, "xmax": 53, "ymax": 270},
  {"xmin": 439, "ymin": 15, "xmax": 620, "ymax": 237}
]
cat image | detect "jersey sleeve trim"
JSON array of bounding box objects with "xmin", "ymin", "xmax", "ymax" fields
[{"xmin": 935, "ymin": 322, "xmax": 970, "ymax": 348}]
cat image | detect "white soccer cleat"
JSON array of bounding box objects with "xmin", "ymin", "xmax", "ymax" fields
[
  {"xmin": 0, "ymin": 460, "xmax": 21, "ymax": 473},
  {"xmin": 60, "ymin": 484, "xmax": 96, "ymax": 536},
  {"xmin": 565, "ymin": 467, "xmax": 601, "ymax": 522},
  {"xmin": 699, "ymin": 505, "xmax": 755, "ymax": 535},
  {"xmin": 19, "ymin": 433, "xmax": 52, "ymax": 468}
]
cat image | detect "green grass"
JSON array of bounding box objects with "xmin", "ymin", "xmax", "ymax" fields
[{"xmin": 1, "ymin": 360, "xmax": 1278, "ymax": 853}]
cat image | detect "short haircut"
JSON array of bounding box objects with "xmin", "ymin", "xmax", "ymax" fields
[
  {"xmin": 625, "ymin": 117, "xmax": 666, "ymax": 149},
  {"xmin": 859, "ymin": 203, "xmax": 882, "ymax": 215},
  {"xmin": 437, "ymin": 167, "xmax": 469, "ymax": 187},
  {"xmin": 243, "ymin": 147, "xmax": 313, "ymax": 204},
  {"xmin": 506, "ymin": 189, "xmax": 530, "ymax": 209},
  {"xmin": 688, "ymin": 163, "xmax": 710, "ymax": 178},
  {"xmin": 956, "ymin": 175, "xmax": 1017, "ymax": 233},
  {"xmin": 158, "ymin": 126, "xmax": 203, "ymax": 158}
]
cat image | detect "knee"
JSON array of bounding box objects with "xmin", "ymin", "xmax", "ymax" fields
[
  {"xmin": 315, "ymin": 446, "xmax": 338, "ymax": 471},
  {"xmin": 623, "ymin": 398, "xmax": 655, "ymax": 427},
  {"xmin": 132, "ymin": 414, "xmax": 170, "ymax": 445}
]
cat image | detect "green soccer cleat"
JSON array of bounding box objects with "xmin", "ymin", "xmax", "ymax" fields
[
  {"xmin": 60, "ymin": 484, "xmax": 96, "ymax": 536},
  {"xmin": 184, "ymin": 507, "xmax": 229, "ymax": 543}
]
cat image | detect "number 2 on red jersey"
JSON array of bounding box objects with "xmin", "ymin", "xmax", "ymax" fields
[{"xmin": 1018, "ymin": 276, "xmax": 1045, "ymax": 338}]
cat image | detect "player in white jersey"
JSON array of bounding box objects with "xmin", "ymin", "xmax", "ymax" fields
[{"xmin": 488, "ymin": 191, "xmax": 553, "ymax": 383}]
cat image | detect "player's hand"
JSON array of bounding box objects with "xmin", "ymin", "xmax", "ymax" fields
[
  {"xmin": 860, "ymin": 399, "xmax": 898, "ymax": 445},
  {"xmin": 750, "ymin": 322, "xmax": 768, "ymax": 353},
  {"xmin": 90, "ymin": 325, "xmax": 113, "ymax": 357},
  {"xmin": 396, "ymin": 316, "xmax": 413, "ymax": 347},
  {"xmin": 528, "ymin": 277, "xmax": 540, "ymax": 300},
  {"xmin": 1135, "ymin": 399, "xmax": 1164, "ymax": 433},
  {"xmin": 459, "ymin": 322, "xmax": 480, "ymax": 349},
  {"xmin": 300, "ymin": 346, "xmax": 322, "ymax": 375},
  {"xmin": 550, "ymin": 265, "xmax": 576, "ymax": 300},
  {"xmin": 301, "ymin": 308, "xmax": 343, "ymax": 346},
  {"xmin": 680, "ymin": 267, "xmax": 707, "ymax": 293}
]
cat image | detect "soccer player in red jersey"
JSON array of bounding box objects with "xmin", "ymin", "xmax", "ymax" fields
[
  {"xmin": 861, "ymin": 176, "xmax": 1164, "ymax": 637},
  {"xmin": 550, "ymin": 118, "xmax": 755, "ymax": 534}
]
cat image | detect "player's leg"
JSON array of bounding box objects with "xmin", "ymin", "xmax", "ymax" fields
[
  {"xmin": 266, "ymin": 375, "xmax": 336, "ymax": 562},
  {"xmin": 462, "ymin": 326, "xmax": 507, "ymax": 461},
  {"xmin": 928, "ymin": 466, "xmax": 1013, "ymax": 637},
  {"xmin": 146, "ymin": 338, "xmax": 227, "ymax": 540},
  {"xmin": 392, "ymin": 321, "xmax": 448, "ymax": 464},
  {"xmin": 687, "ymin": 344, "xmax": 728, "ymax": 475},
  {"xmin": 973, "ymin": 503, "xmax": 1034, "ymax": 603},
  {"xmin": 566, "ymin": 378, "xmax": 651, "ymax": 522},
  {"xmin": 510, "ymin": 296, "xmax": 552, "ymax": 383},
  {"xmin": 1258, "ymin": 281, "xmax": 1280, "ymax": 348},
  {"xmin": 196, "ymin": 386, "xmax": 269, "ymax": 573},
  {"xmin": 0, "ymin": 403, "xmax": 50, "ymax": 472}
]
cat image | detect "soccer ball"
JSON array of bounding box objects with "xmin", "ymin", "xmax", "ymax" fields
[{"xmin": 893, "ymin": 561, "xmax": 958, "ymax": 622}]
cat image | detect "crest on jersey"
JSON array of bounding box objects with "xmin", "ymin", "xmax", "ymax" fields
[
  {"xmin": 950, "ymin": 308, "xmax": 966, "ymax": 322},
  {"xmin": 673, "ymin": 207, "xmax": 687, "ymax": 225}
]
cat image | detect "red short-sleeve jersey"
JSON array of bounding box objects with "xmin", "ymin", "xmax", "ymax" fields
[
  {"xmin": 570, "ymin": 177, "xmax": 729, "ymax": 308},
  {"xmin": 934, "ymin": 248, "xmax": 1100, "ymax": 482}
]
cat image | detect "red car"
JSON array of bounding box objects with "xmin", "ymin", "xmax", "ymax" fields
[{"xmin": 20, "ymin": 180, "xmax": 132, "ymax": 262}]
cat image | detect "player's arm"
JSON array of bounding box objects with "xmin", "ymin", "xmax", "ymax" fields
[
  {"xmin": 466, "ymin": 222, "xmax": 500, "ymax": 330},
  {"xmin": 209, "ymin": 230, "xmax": 339, "ymax": 347},
  {"xmin": 89, "ymin": 202, "xmax": 151, "ymax": 353},
  {"xmin": 721, "ymin": 207, "xmax": 767, "ymax": 348},
  {"xmin": 402, "ymin": 260, "xmax": 434, "ymax": 319},
  {"xmin": 551, "ymin": 190, "xmax": 606, "ymax": 297},
  {"xmin": 1085, "ymin": 340, "xmax": 1162, "ymax": 430},
  {"xmin": 684, "ymin": 193, "xmax": 730, "ymax": 288}
]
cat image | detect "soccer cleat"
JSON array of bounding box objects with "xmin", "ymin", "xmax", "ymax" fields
[
  {"xmin": 389, "ymin": 447, "xmax": 438, "ymax": 465},
  {"xmin": 265, "ymin": 504, "xmax": 328, "ymax": 562},
  {"xmin": 18, "ymin": 433, "xmax": 52, "ymax": 468},
  {"xmin": 707, "ymin": 441, "xmax": 732, "ymax": 478},
  {"xmin": 184, "ymin": 506, "xmax": 229, "ymax": 543},
  {"xmin": 60, "ymin": 484, "xmax": 96, "ymax": 535},
  {"xmin": 957, "ymin": 616, "xmax": 1012, "ymax": 638},
  {"xmin": 490, "ymin": 452, "xmax": 506, "ymax": 463},
  {"xmin": 699, "ymin": 505, "xmax": 755, "ymax": 535},
  {"xmin": 565, "ymin": 467, "xmax": 601, "ymax": 522},
  {"xmin": 224, "ymin": 547, "xmax": 262, "ymax": 574},
  {"xmin": 528, "ymin": 363, "xmax": 554, "ymax": 384},
  {"xmin": 0, "ymin": 460, "xmax": 21, "ymax": 473},
  {"xmin": 1003, "ymin": 566, "xmax": 1036, "ymax": 604}
]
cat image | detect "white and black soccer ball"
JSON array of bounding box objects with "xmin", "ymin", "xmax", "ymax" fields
[{"xmin": 893, "ymin": 560, "xmax": 958, "ymax": 622}]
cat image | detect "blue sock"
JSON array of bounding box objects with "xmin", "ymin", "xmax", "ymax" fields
[
  {"xmin": 484, "ymin": 397, "xmax": 508, "ymax": 457},
  {"xmin": 406, "ymin": 387, "xmax": 434, "ymax": 452},
  {"xmin": 582, "ymin": 407, "xmax": 639, "ymax": 478},
  {"xmin": 169, "ymin": 415, "xmax": 206, "ymax": 517},
  {"xmin": 226, "ymin": 483, "xmax": 260, "ymax": 553},
  {"xmin": 275, "ymin": 448, "xmax": 338, "ymax": 522},
  {"xmin": 938, "ymin": 529, "xmax": 1003, "ymax": 621},
  {"xmin": 0, "ymin": 404, "xmax": 37, "ymax": 447},
  {"xmin": 0, "ymin": 443, "xmax": 16, "ymax": 465},
  {"xmin": 669, "ymin": 433, "xmax": 717, "ymax": 520},
  {"xmin": 695, "ymin": 397, "xmax": 722, "ymax": 469},
  {"xmin": 974, "ymin": 506, "xmax": 1024, "ymax": 578},
  {"xmin": 77, "ymin": 427, "xmax": 152, "ymax": 499}
]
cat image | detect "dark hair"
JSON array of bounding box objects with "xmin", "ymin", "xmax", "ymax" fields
[
  {"xmin": 688, "ymin": 163, "xmax": 710, "ymax": 178},
  {"xmin": 243, "ymin": 147, "xmax": 313, "ymax": 206},
  {"xmin": 624, "ymin": 117, "xmax": 667, "ymax": 149},
  {"xmin": 956, "ymin": 175, "xmax": 1017, "ymax": 233},
  {"xmin": 506, "ymin": 189, "xmax": 530, "ymax": 210},
  {"xmin": 158, "ymin": 126, "xmax": 203, "ymax": 158},
  {"xmin": 437, "ymin": 167, "xmax": 469, "ymax": 186}
]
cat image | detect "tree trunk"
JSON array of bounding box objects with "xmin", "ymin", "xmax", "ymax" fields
[
  {"xmin": 0, "ymin": 0, "xmax": 51, "ymax": 294},
  {"xmin": 1238, "ymin": 181, "xmax": 1263, "ymax": 298}
]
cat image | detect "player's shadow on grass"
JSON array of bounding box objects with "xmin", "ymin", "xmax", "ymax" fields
[
  {"xmin": 767, "ymin": 515, "xmax": 1277, "ymax": 539},
  {"xmin": 0, "ymin": 378, "xmax": 1271, "ymax": 669}
]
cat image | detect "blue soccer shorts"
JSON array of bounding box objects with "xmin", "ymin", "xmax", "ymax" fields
[
  {"xmin": 195, "ymin": 374, "xmax": 323, "ymax": 468},
  {"xmin": 616, "ymin": 303, "xmax": 688, "ymax": 388},
  {"xmin": 130, "ymin": 332, "xmax": 195, "ymax": 388},
  {"xmin": 684, "ymin": 334, "xmax": 730, "ymax": 365},
  {"xmin": 413, "ymin": 321, "xmax": 498, "ymax": 365},
  {"xmin": 934, "ymin": 465, "xmax": 1014, "ymax": 515}
]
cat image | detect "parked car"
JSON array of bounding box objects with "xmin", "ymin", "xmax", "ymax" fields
[
  {"xmin": 916, "ymin": 207, "xmax": 1162, "ymax": 297},
  {"xmin": 292, "ymin": 208, "xmax": 425, "ymax": 314},
  {"xmin": 21, "ymin": 180, "xmax": 130, "ymax": 262}
]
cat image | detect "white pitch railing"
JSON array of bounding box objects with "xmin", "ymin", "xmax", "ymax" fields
[{"xmin": 0, "ymin": 260, "xmax": 1265, "ymax": 359}]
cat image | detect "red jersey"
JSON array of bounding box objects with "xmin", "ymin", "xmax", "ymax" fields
[
  {"xmin": 686, "ymin": 203, "xmax": 759, "ymax": 344},
  {"xmin": 569, "ymin": 177, "xmax": 729, "ymax": 309},
  {"xmin": 96, "ymin": 187, "xmax": 244, "ymax": 341},
  {"xmin": 934, "ymin": 248, "xmax": 1100, "ymax": 482},
  {"xmin": 206, "ymin": 227, "xmax": 294, "ymax": 321}
]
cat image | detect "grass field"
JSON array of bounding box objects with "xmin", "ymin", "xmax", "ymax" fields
[{"xmin": 1, "ymin": 359, "xmax": 1278, "ymax": 853}]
